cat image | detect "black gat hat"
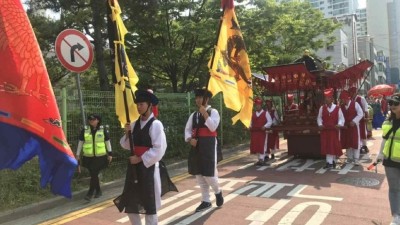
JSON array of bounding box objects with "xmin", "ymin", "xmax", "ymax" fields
[
  {"xmin": 134, "ymin": 89, "xmax": 159, "ymax": 105},
  {"xmin": 194, "ymin": 88, "xmax": 213, "ymax": 98}
]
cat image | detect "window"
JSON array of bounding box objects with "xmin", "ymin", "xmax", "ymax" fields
[
  {"xmin": 378, "ymin": 63, "xmax": 384, "ymax": 72},
  {"xmin": 327, "ymin": 45, "xmax": 334, "ymax": 51},
  {"xmin": 343, "ymin": 45, "xmax": 347, "ymax": 57}
]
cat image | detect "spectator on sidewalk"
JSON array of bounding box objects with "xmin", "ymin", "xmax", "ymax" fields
[
  {"xmin": 76, "ymin": 114, "xmax": 112, "ymax": 201},
  {"xmin": 317, "ymin": 88, "xmax": 344, "ymax": 169},
  {"xmin": 249, "ymin": 97, "xmax": 272, "ymax": 166},
  {"xmin": 376, "ymin": 93, "xmax": 400, "ymax": 225},
  {"xmin": 184, "ymin": 88, "xmax": 224, "ymax": 212}
]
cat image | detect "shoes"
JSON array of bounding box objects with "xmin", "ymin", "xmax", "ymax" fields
[
  {"xmin": 360, "ymin": 146, "xmax": 369, "ymax": 154},
  {"xmin": 84, "ymin": 194, "xmax": 92, "ymax": 201},
  {"xmin": 264, "ymin": 155, "xmax": 270, "ymax": 161},
  {"xmin": 345, "ymin": 159, "xmax": 353, "ymax": 164},
  {"xmin": 323, "ymin": 163, "xmax": 333, "ymax": 169},
  {"xmin": 195, "ymin": 201, "xmax": 212, "ymax": 212},
  {"xmin": 84, "ymin": 189, "xmax": 93, "ymax": 201},
  {"xmin": 353, "ymin": 160, "xmax": 361, "ymax": 166},
  {"xmin": 390, "ymin": 215, "xmax": 400, "ymax": 225},
  {"xmin": 215, "ymin": 191, "xmax": 224, "ymax": 207},
  {"xmin": 271, "ymin": 154, "xmax": 275, "ymax": 160},
  {"xmin": 332, "ymin": 161, "xmax": 336, "ymax": 168},
  {"xmin": 255, "ymin": 160, "xmax": 266, "ymax": 166},
  {"xmin": 94, "ymin": 190, "xmax": 102, "ymax": 198}
]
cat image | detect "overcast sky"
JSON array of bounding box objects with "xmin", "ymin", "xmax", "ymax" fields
[{"xmin": 359, "ymin": 0, "xmax": 366, "ymax": 8}]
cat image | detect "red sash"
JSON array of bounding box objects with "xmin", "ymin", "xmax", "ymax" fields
[
  {"xmin": 192, "ymin": 128, "xmax": 217, "ymax": 137},
  {"xmin": 134, "ymin": 146, "xmax": 150, "ymax": 157}
]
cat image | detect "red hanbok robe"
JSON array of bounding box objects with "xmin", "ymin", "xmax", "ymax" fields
[
  {"xmin": 320, "ymin": 105, "xmax": 342, "ymax": 156},
  {"xmin": 341, "ymin": 101, "xmax": 360, "ymax": 149},
  {"xmin": 267, "ymin": 109, "xmax": 279, "ymax": 153},
  {"xmin": 285, "ymin": 103, "xmax": 298, "ymax": 115},
  {"xmin": 250, "ymin": 110, "xmax": 268, "ymax": 154}
]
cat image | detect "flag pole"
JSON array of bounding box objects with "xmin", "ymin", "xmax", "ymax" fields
[
  {"xmin": 206, "ymin": 2, "xmax": 227, "ymax": 88},
  {"xmin": 107, "ymin": 0, "xmax": 138, "ymax": 183},
  {"xmin": 204, "ymin": 0, "xmax": 227, "ymax": 108}
]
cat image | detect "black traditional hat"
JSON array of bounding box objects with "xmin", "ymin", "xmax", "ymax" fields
[
  {"xmin": 389, "ymin": 94, "xmax": 400, "ymax": 103},
  {"xmin": 134, "ymin": 89, "xmax": 159, "ymax": 105},
  {"xmin": 194, "ymin": 88, "xmax": 213, "ymax": 98}
]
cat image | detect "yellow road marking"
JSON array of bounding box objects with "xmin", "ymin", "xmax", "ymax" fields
[{"xmin": 39, "ymin": 150, "xmax": 249, "ymax": 225}]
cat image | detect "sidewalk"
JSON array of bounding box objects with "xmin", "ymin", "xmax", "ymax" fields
[{"xmin": 0, "ymin": 143, "xmax": 250, "ymax": 225}]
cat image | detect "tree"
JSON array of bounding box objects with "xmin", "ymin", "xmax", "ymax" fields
[
  {"xmin": 240, "ymin": 0, "xmax": 340, "ymax": 72},
  {"xmin": 120, "ymin": 0, "xmax": 221, "ymax": 92},
  {"xmin": 29, "ymin": 0, "xmax": 111, "ymax": 91},
  {"xmin": 28, "ymin": 0, "xmax": 340, "ymax": 93}
]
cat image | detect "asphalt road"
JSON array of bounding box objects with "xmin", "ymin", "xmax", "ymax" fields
[{"xmin": 0, "ymin": 130, "xmax": 392, "ymax": 225}]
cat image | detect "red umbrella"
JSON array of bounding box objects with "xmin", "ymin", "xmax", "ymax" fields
[{"xmin": 367, "ymin": 84, "xmax": 395, "ymax": 97}]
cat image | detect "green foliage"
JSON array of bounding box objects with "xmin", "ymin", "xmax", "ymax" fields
[
  {"xmin": 121, "ymin": 0, "xmax": 220, "ymax": 92},
  {"xmin": 32, "ymin": 0, "xmax": 340, "ymax": 93},
  {"xmin": 241, "ymin": 0, "xmax": 341, "ymax": 71}
]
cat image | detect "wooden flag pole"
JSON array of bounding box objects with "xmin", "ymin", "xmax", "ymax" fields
[{"xmin": 107, "ymin": 0, "xmax": 138, "ymax": 183}]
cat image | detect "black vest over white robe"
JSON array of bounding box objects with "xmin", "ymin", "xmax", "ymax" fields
[
  {"xmin": 188, "ymin": 110, "xmax": 218, "ymax": 177},
  {"xmin": 114, "ymin": 118, "xmax": 177, "ymax": 214}
]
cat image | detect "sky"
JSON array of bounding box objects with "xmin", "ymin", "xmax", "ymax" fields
[{"xmin": 358, "ymin": 0, "xmax": 366, "ymax": 8}]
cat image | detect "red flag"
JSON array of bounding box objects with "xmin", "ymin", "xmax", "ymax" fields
[{"xmin": 0, "ymin": 0, "xmax": 77, "ymax": 198}]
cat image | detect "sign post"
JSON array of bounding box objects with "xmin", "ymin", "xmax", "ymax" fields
[{"xmin": 55, "ymin": 29, "xmax": 94, "ymax": 128}]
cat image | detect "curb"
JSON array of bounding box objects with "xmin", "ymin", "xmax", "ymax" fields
[{"xmin": 0, "ymin": 144, "xmax": 249, "ymax": 224}]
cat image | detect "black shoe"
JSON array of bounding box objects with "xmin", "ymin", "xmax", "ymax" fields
[
  {"xmin": 84, "ymin": 190, "xmax": 93, "ymax": 201},
  {"xmin": 360, "ymin": 146, "xmax": 369, "ymax": 153},
  {"xmin": 264, "ymin": 155, "xmax": 270, "ymax": 161},
  {"xmin": 195, "ymin": 201, "xmax": 212, "ymax": 212},
  {"xmin": 84, "ymin": 194, "xmax": 92, "ymax": 201},
  {"xmin": 323, "ymin": 163, "xmax": 333, "ymax": 169},
  {"xmin": 94, "ymin": 190, "xmax": 102, "ymax": 198},
  {"xmin": 271, "ymin": 154, "xmax": 275, "ymax": 160},
  {"xmin": 255, "ymin": 160, "xmax": 266, "ymax": 166},
  {"xmin": 215, "ymin": 191, "xmax": 224, "ymax": 207},
  {"xmin": 332, "ymin": 161, "xmax": 336, "ymax": 169}
]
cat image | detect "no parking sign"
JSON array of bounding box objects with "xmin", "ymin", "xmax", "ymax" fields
[{"xmin": 55, "ymin": 29, "xmax": 94, "ymax": 73}]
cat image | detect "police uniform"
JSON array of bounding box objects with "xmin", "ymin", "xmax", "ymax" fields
[
  {"xmin": 76, "ymin": 114, "xmax": 112, "ymax": 200},
  {"xmin": 377, "ymin": 95, "xmax": 400, "ymax": 223}
]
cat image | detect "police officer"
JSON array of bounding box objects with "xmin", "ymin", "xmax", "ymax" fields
[{"xmin": 76, "ymin": 114, "xmax": 112, "ymax": 201}]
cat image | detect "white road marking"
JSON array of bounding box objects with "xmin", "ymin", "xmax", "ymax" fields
[
  {"xmin": 278, "ymin": 201, "xmax": 331, "ymax": 225},
  {"xmin": 287, "ymin": 184, "xmax": 343, "ymax": 201},
  {"xmin": 246, "ymin": 199, "xmax": 291, "ymax": 225},
  {"xmin": 170, "ymin": 184, "xmax": 258, "ymax": 225},
  {"xmin": 116, "ymin": 190, "xmax": 197, "ymax": 223}
]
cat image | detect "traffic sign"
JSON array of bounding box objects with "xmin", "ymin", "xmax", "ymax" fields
[{"xmin": 55, "ymin": 29, "xmax": 94, "ymax": 73}]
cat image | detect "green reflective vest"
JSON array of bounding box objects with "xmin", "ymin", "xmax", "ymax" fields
[
  {"xmin": 82, "ymin": 126, "xmax": 106, "ymax": 157},
  {"xmin": 382, "ymin": 121, "xmax": 400, "ymax": 162}
]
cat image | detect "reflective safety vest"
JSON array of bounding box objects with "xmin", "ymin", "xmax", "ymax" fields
[
  {"xmin": 82, "ymin": 126, "xmax": 106, "ymax": 157},
  {"xmin": 382, "ymin": 121, "xmax": 400, "ymax": 162}
]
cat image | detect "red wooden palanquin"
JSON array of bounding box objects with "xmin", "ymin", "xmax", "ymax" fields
[{"xmin": 256, "ymin": 59, "xmax": 373, "ymax": 158}]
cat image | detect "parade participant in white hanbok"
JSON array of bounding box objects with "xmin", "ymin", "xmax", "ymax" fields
[
  {"xmin": 185, "ymin": 88, "xmax": 224, "ymax": 212},
  {"xmin": 118, "ymin": 90, "xmax": 172, "ymax": 225}
]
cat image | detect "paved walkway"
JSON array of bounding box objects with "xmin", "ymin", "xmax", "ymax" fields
[{"xmin": 1, "ymin": 130, "xmax": 392, "ymax": 225}]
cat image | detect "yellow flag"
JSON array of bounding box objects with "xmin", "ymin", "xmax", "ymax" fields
[
  {"xmin": 108, "ymin": 0, "xmax": 139, "ymax": 127},
  {"xmin": 208, "ymin": 2, "xmax": 253, "ymax": 128}
]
